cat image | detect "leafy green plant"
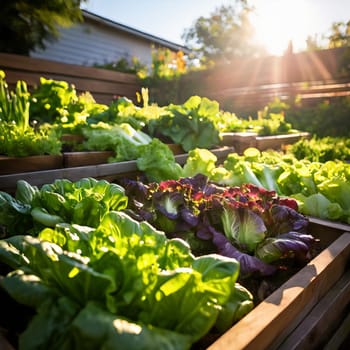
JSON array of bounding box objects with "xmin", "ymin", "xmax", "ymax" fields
[
  {"xmin": 146, "ymin": 95, "xmax": 221, "ymax": 152},
  {"xmin": 122, "ymin": 174, "xmax": 314, "ymax": 278},
  {"xmin": 87, "ymin": 88, "xmax": 165, "ymax": 130},
  {"xmin": 29, "ymin": 77, "xmax": 107, "ymax": 131},
  {"xmin": 0, "ymin": 71, "xmax": 62, "ymax": 157},
  {"xmin": 0, "ymin": 70, "xmax": 30, "ymax": 132},
  {"xmin": 290, "ymin": 136, "xmax": 350, "ymax": 162},
  {"xmin": 182, "ymin": 147, "xmax": 350, "ymax": 224},
  {"xmin": 136, "ymin": 138, "xmax": 184, "ymax": 182},
  {"xmin": 285, "ymin": 96, "xmax": 350, "ymax": 137},
  {"xmin": 94, "ymin": 56, "xmax": 148, "ymax": 78},
  {"xmin": 82, "ymin": 122, "xmax": 152, "ymax": 162},
  {"xmin": 0, "ymin": 122, "xmax": 61, "ymax": 157},
  {"xmin": 0, "ymin": 207, "xmax": 252, "ymax": 349},
  {"xmin": 220, "ymin": 98, "xmax": 296, "ymax": 136},
  {"xmin": 0, "ymin": 0, "xmax": 85, "ymax": 55},
  {"xmin": 0, "ymin": 177, "xmax": 128, "ymax": 237},
  {"xmin": 219, "ymin": 94, "xmax": 350, "ymax": 137},
  {"xmin": 94, "ymin": 47, "xmax": 187, "ymax": 83}
]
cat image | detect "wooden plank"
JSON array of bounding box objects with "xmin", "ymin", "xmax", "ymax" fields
[
  {"xmin": 0, "ymin": 334, "xmax": 14, "ymax": 350},
  {"xmin": 308, "ymin": 216, "xmax": 350, "ymax": 233},
  {"xmin": 157, "ymin": 50, "xmax": 350, "ymax": 105},
  {"xmin": 324, "ymin": 311, "xmax": 350, "ymax": 349},
  {"xmin": 176, "ymin": 47, "xmax": 350, "ymax": 111},
  {"xmin": 181, "ymin": 48, "xmax": 347, "ymax": 92},
  {"xmin": 0, "ymin": 53, "xmax": 139, "ymax": 84},
  {"xmin": 208, "ymin": 233, "xmax": 350, "ymax": 350},
  {"xmin": 3, "ymin": 71, "xmax": 139, "ymax": 96},
  {"xmin": 308, "ymin": 216, "xmax": 350, "ymax": 247},
  {"xmin": 219, "ymin": 132, "xmax": 257, "ymax": 153},
  {"xmin": 0, "ymin": 53, "xmax": 141, "ymax": 105},
  {"xmin": 63, "ymin": 151, "xmax": 114, "ymax": 168},
  {"xmin": 276, "ymin": 269, "xmax": 350, "ymax": 349},
  {"xmin": 218, "ymin": 132, "xmax": 310, "ymax": 153},
  {"xmin": 205, "ymin": 83, "xmax": 350, "ymax": 107},
  {"xmin": 0, "ymin": 147, "xmax": 235, "ymax": 191},
  {"xmin": 0, "ymin": 155, "xmax": 63, "ymax": 175},
  {"xmin": 0, "ymin": 161, "xmax": 138, "ymax": 191},
  {"xmin": 255, "ymin": 132, "xmax": 311, "ymax": 151}
]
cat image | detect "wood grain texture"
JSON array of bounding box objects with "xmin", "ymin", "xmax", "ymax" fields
[
  {"xmin": 277, "ymin": 269, "xmax": 350, "ymax": 349},
  {"xmin": 208, "ymin": 233, "xmax": 350, "ymax": 350},
  {"xmin": 219, "ymin": 132, "xmax": 311, "ymax": 153},
  {"xmin": 0, "ymin": 53, "xmax": 140, "ymax": 104},
  {"xmin": 0, "ymin": 147, "xmax": 235, "ymax": 191},
  {"xmin": 63, "ymin": 151, "xmax": 114, "ymax": 168},
  {"xmin": 0, "ymin": 155, "xmax": 63, "ymax": 175}
]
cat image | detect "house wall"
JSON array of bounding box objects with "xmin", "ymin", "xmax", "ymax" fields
[{"xmin": 30, "ymin": 18, "xmax": 156, "ymax": 67}]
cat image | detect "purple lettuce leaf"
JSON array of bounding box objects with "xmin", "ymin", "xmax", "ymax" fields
[
  {"xmin": 255, "ymin": 231, "xmax": 316, "ymax": 264},
  {"xmin": 221, "ymin": 205, "xmax": 266, "ymax": 252},
  {"xmin": 152, "ymin": 191, "xmax": 199, "ymax": 233},
  {"xmin": 268, "ymin": 204, "xmax": 309, "ymax": 235},
  {"xmin": 197, "ymin": 222, "xmax": 277, "ymax": 277}
]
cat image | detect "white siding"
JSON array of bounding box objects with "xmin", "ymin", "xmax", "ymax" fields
[{"xmin": 30, "ymin": 20, "xmax": 155, "ymax": 67}]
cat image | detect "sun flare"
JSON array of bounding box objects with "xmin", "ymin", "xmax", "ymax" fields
[{"xmin": 251, "ymin": 0, "xmax": 312, "ymax": 56}]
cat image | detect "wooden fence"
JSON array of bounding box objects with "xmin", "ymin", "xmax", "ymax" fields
[
  {"xmin": 1, "ymin": 49, "xmax": 350, "ymax": 114},
  {"xmin": 0, "ymin": 53, "xmax": 141, "ymax": 105},
  {"xmin": 172, "ymin": 47, "xmax": 350, "ymax": 113}
]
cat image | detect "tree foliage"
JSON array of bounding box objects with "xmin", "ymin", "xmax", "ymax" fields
[
  {"xmin": 0, "ymin": 0, "xmax": 86, "ymax": 55},
  {"xmin": 305, "ymin": 20, "xmax": 350, "ymax": 74},
  {"xmin": 306, "ymin": 20, "xmax": 350, "ymax": 51},
  {"xmin": 181, "ymin": 0, "xmax": 265, "ymax": 65},
  {"xmin": 328, "ymin": 21, "xmax": 350, "ymax": 48}
]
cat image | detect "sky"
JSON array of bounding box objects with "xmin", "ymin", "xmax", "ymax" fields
[{"xmin": 83, "ymin": 0, "xmax": 350, "ymax": 56}]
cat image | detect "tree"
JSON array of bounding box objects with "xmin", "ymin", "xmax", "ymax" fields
[
  {"xmin": 181, "ymin": 0, "xmax": 265, "ymax": 65},
  {"xmin": 306, "ymin": 21, "xmax": 350, "ymax": 51},
  {"xmin": 328, "ymin": 21, "xmax": 350, "ymax": 48},
  {"xmin": 305, "ymin": 20, "xmax": 350, "ymax": 74},
  {"xmin": 0, "ymin": 0, "xmax": 86, "ymax": 55},
  {"xmin": 305, "ymin": 34, "xmax": 324, "ymax": 51},
  {"xmin": 327, "ymin": 21, "xmax": 350, "ymax": 75}
]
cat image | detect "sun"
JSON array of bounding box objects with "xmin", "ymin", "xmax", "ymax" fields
[{"xmin": 250, "ymin": 0, "xmax": 312, "ymax": 56}]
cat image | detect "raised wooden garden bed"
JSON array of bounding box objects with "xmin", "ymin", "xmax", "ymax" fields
[
  {"xmin": 0, "ymin": 147, "xmax": 234, "ymax": 193},
  {"xmin": 1, "ymin": 147, "xmax": 349, "ymax": 349},
  {"xmin": 0, "ymin": 217, "xmax": 349, "ymax": 350},
  {"xmin": 207, "ymin": 217, "xmax": 350, "ymax": 350},
  {"xmin": 220, "ymin": 132, "xmax": 311, "ymax": 153},
  {"xmin": 63, "ymin": 151, "xmax": 114, "ymax": 168},
  {"xmin": 0, "ymin": 155, "xmax": 63, "ymax": 175},
  {"xmin": 255, "ymin": 132, "xmax": 311, "ymax": 151},
  {"xmin": 219, "ymin": 132, "xmax": 256, "ymax": 153}
]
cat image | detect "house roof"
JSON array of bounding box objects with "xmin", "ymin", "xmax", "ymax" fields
[{"xmin": 82, "ymin": 10, "xmax": 191, "ymax": 55}]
